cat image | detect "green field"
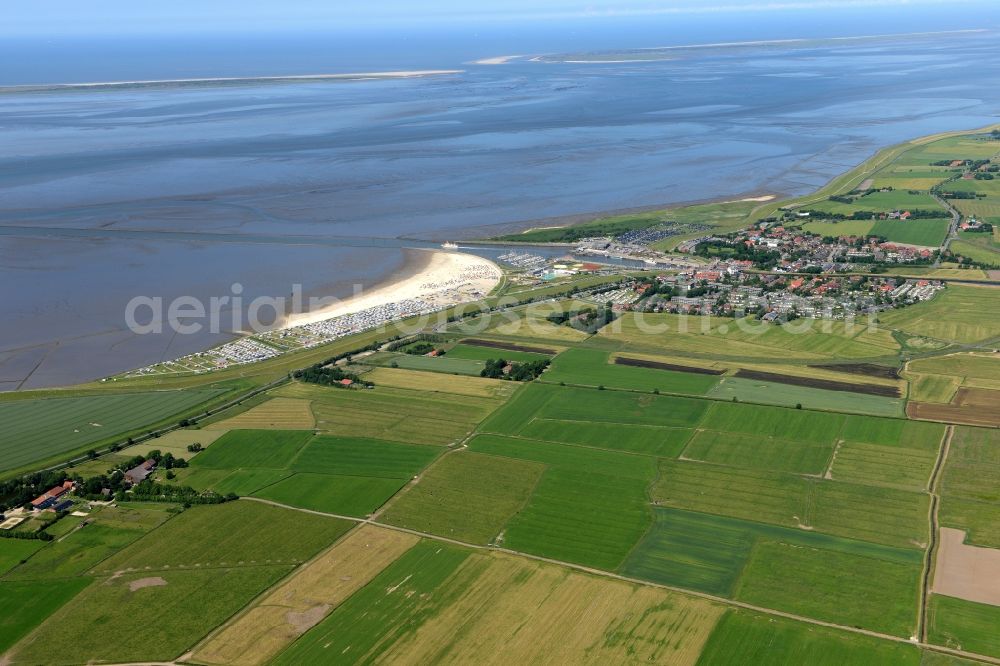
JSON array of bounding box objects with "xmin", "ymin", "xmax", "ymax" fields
[
  {"xmin": 364, "ymin": 351, "xmax": 486, "ymax": 375},
  {"xmin": 0, "ymin": 578, "xmax": 92, "ymax": 654},
  {"xmin": 696, "ymin": 609, "xmax": 921, "ymax": 665},
  {"xmin": 927, "ymin": 594, "xmax": 1000, "ymax": 659},
  {"xmin": 735, "ymin": 540, "xmax": 920, "ymax": 636},
  {"xmin": 191, "ymin": 429, "xmax": 314, "ymax": 470},
  {"xmin": 830, "ymin": 441, "xmax": 937, "ymax": 491},
  {"xmin": 205, "ymin": 468, "xmax": 292, "ymax": 496},
  {"xmin": 11, "ymin": 566, "xmax": 290, "ymax": 665},
  {"xmin": 802, "ymin": 219, "xmax": 877, "ymax": 238},
  {"xmin": 4, "ymin": 505, "xmax": 174, "ymax": 581},
  {"xmin": 951, "ymin": 238, "xmax": 1000, "ymax": 267},
  {"xmin": 940, "ymin": 427, "xmax": 1000, "ymax": 504},
  {"xmin": 255, "ymin": 473, "xmax": 406, "ymax": 516},
  {"xmin": 520, "ymin": 418, "xmax": 692, "ymax": 457},
  {"xmin": 707, "ymin": 376, "xmax": 904, "ymax": 416},
  {"xmin": 622, "ymin": 508, "xmax": 921, "ymax": 608},
  {"xmin": 878, "ymin": 284, "xmax": 1000, "ymax": 344},
  {"xmin": 468, "ymin": 434, "xmax": 656, "ymax": 569},
  {"xmin": 446, "ymin": 342, "xmax": 552, "ymax": 363},
  {"xmin": 681, "ymin": 430, "xmax": 833, "ymax": 475},
  {"xmin": 701, "ymin": 401, "xmax": 845, "ymax": 445},
  {"xmin": 807, "ymin": 190, "xmax": 945, "ymax": 216},
  {"xmin": 380, "ymin": 451, "xmax": 546, "ymax": 544},
  {"xmin": 0, "ymin": 540, "xmax": 47, "ymax": 576},
  {"xmin": 271, "ymin": 540, "xmax": 470, "ymax": 666},
  {"xmin": 176, "ymin": 430, "xmax": 441, "ymax": 515},
  {"xmin": 653, "ymin": 460, "xmax": 928, "ymax": 549},
  {"xmin": 290, "ymin": 435, "xmax": 439, "ymax": 478},
  {"xmin": 542, "ymin": 348, "xmax": 721, "ymax": 394},
  {"xmin": 93, "ymin": 501, "xmax": 351, "ymax": 573},
  {"xmin": 937, "ymin": 427, "xmax": 1000, "ymax": 548},
  {"xmin": 596, "ymin": 312, "xmax": 899, "ymax": 361},
  {"xmin": 277, "ymin": 382, "xmax": 502, "ymax": 445},
  {"xmin": 869, "ymin": 218, "xmax": 951, "ymax": 246},
  {"xmin": 0, "ymin": 389, "xmax": 224, "ymax": 475}
]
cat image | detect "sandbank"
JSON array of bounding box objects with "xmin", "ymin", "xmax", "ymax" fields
[{"xmin": 281, "ymin": 249, "xmax": 501, "ymax": 329}]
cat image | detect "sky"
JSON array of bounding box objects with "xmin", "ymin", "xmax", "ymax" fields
[{"xmin": 4, "ymin": 0, "xmax": 992, "ymax": 36}]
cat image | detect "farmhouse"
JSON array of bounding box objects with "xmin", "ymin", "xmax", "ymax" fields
[
  {"xmin": 124, "ymin": 459, "xmax": 157, "ymax": 485},
  {"xmin": 30, "ymin": 481, "xmax": 74, "ymax": 511}
]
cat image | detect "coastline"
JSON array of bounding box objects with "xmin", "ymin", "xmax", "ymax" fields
[
  {"xmin": 409, "ymin": 192, "xmax": 781, "ymax": 243},
  {"xmin": 0, "ymin": 70, "xmax": 464, "ymax": 93},
  {"xmin": 280, "ymin": 248, "xmax": 501, "ymax": 329}
]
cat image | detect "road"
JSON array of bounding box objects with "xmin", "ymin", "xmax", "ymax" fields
[{"xmin": 932, "ymin": 192, "xmax": 962, "ymax": 267}]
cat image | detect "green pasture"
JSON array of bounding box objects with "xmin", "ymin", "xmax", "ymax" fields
[
  {"xmin": 277, "ymin": 382, "xmax": 501, "ymax": 446},
  {"xmin": 707, "ymin": 376, "xmax": 904, "ymax": 416},
  {"xmin": 291, "ymin": 435, "xmax": 439, "ymax": 479},
  {"xmin": 0, "ymin": 388, "xmax": 225, "ymax": 475},
  {"xmin": 681, "ymin": 430, "xmax": 833, "ymax": 475},
  {"xmin": 542, "ymin": 348, "xmax": 721, "ymax": 394},
  {"xmin": 446, "ymin": 342, "xmax": 552, "ymax": 363},
  {"xmin": 696, "ymin": 609, "xmax": 921, "ymax": 665},
  {"xmin": 271, "ymin": 540, "xmax": 469, "ymax": 666},
  {"xmin": 0, "ymin": 578, "xmax": 92, "ymax": 654},
  {"xmin": 878, "ymin": 284, "xmax": 1000, "ymax": 344},
  {"xmin": 520, "ymin": 418, "xmax": 692, "ymax": 457},
  {"xmin": 191, "ymin": 429, "xmax": 313, "ymax": 470},
  {"xmin": 735, "ymin": 540, "xmax": 920, "ymax": 637},
  {"xmin": 653, "ymin": 460, "xmax": 928, "ymax": 548},
  {"xmin": 468, "ymin": 434, "xmax": 655, "ymax": 569},
  {"xmin": 254, "ymin": 473, "xmax": 405, "ymax": 516},
  {"xmin": 870, "ymin": 219, "xmax": 950, "ymax": 247},
  {"xmin": 93, "ymin": 501, "xmax": 351, "ymax": 573},
  {"xmin": 927, "ymin": 595, "xmax": 1000, "ymax": 659},
  {"xmin": 380, "ymin": 451, "xmax": 545, "ymax": 544},
  {"xmin": 11, "ymin": 566, "xmax": 290, "ymax": 666}
]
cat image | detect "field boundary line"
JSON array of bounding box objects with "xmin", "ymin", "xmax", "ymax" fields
[
  {"xmin": 918, "ymin": 424, "xmax": 954, "ymax": 642},
  {"xmin": 237, "ymin": 496, "xmax": 1000, "ymax": 666}
]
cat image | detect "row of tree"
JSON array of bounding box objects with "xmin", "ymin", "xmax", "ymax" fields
[{"xmin": 480, "ymin": 358, "xmax": 550, "ymax": 381}]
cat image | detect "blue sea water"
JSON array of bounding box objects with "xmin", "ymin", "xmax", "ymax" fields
[{"xmin": 1, "ymin": 8, "xmax": 999, "ymax": 388}]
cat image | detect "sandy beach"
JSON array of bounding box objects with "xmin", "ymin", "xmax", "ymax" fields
[{"xmin": 281, "ymin": 249, "xmax": 502, "ymax": 329}]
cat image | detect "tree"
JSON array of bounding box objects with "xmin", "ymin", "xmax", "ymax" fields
[{"xmin": 87, "ymin": 449, "xmax": 97, "ymax": 460}]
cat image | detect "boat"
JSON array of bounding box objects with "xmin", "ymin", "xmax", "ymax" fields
[
  {"xmin": 644, "ymin": 258, "xmax": 658, "ymax": 265},
  {"xmin": 441, "ymin": 241, "xmax": 459, "ymax": 249}
]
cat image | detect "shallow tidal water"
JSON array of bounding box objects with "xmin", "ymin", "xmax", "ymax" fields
[{"xmin": 2, "ymin": 26, "xmax": 1000, "ymax": 388}]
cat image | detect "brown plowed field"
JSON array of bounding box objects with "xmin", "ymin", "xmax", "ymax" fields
[
  {"xmin": 808, "ymin": 362, "xmax": 900, "ymax": 380},
  {"xmin": 614, "ymin": 356, "xmax": 726, "ymax": 375},
  {"xmin": 461, "ymin": 338, "xmax": 556, "ymax": 355},
  {"xmin": 908, "ymin": 387, "xmax": 1000, "ymax": 427},
  {"xmin": 734, "ymin": 369, "xmax": 901, "ymax": 397}
]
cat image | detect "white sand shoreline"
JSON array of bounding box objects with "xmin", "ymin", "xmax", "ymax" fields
[
  {"xmin": 281, "ymin": 249, "xmax": 502, "ymax": 329},
  {"xmin": 1, "ymin": 70, "xmax": 464, "ymax": 92}
]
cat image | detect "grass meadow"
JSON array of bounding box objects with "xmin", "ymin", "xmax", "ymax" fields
[
  {"xmin": 468, "ymin": 434, "xmax": 656, "ymax": 569},
  {"xmin": 696, "ymin": 609, "xmax": 921, "ymax": 665},
  {"xmin": 0, "ymin": 578, "xmax": 92, "ymax": 654},
  {"xmin": 542, "ymin": 348, "xmax": 721, "ymax": 394},
  {"xmin": 927, "ymin": 594, "xmax": 1000, "ymax": 659},
  {"xmin": 191, "ymin": 429, "xmax": 314, "ymax": 469},
  {"xmin": 277, "ymin": 382, "xmax": 502, "ymax": 445},
  {"xmin": 92, "ymin": 501, "xmax": 351, "ymax": 574},
  {"xmin": 11, "ymin": 567, "xmax": 291, "ymax": 666},
  {"xmin": 380, "ymin": 451, "xmax": 545, "ymax": 544},
  {"xmin": 0, "ymin": 388, "xmax": 225, "ymax": 475}
]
